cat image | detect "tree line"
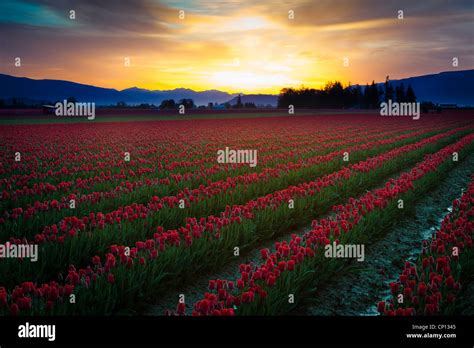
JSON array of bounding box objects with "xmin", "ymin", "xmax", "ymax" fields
[
  {"xmin": 277, "ymin": 77, "xmax": 417, "ymax": 109},
  {"xmin": 158, "ymin": 94, "xmax": 257, "ymax": 110}
]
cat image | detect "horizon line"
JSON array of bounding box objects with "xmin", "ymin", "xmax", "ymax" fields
[{"xmin": 1, "ymin": 68, "xmax": 472, "ymax": 95}]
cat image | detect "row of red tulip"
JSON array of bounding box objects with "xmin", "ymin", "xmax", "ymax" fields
[
  {"xmin": 3, "ymin": 118, "xmax": 461, "ymax": 205},
  {"xmin": 1, "ymin": 123, "xmax": 411, "ymax": 223},
  {"xmin": 2, "ymin": 122, "xmax": 413, "ymax": 223},
  {"xmin": 180, "ymin": 133, "xmax": 474, "ymax": 315},
  {"xmin": 0, "ymin": 125, "xmax": 470, "ymax": 315},
  {"xmin": 378, "ymin": 176, "xmax": 473, "ymax": 316},
  {"xmin": 2, "ymin": 123, "xmax": 453, "ymax": 289},
  {"xmin": 4, "ymin": 121, "xmax": 458, "ymax": 292},
  {"xmin": 1, "ymin": 123, "xmax": 444, "ymax": 245},
  {"xmin": 2, "ymin": 118, "xmax": 371, "ymax": 190}
]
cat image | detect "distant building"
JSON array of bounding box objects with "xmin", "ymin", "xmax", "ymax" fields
[
  {"xmin": 439, "ymin": 103, "xmax": 457, "ymax": 109},
  {"xmin": 42, "ymin": 105, "xmax": 56, "ymax": 115}
]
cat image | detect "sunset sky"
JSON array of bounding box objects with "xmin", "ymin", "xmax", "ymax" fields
[{"xmin": 0, "ymin": 0, "xmax": 473, "ymax": 94}]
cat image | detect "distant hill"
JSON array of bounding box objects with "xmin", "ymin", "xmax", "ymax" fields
[
  {"xmin": 369, "ymin": 70, "xmax": 474, "ymax": 106},
  {"xmin": 0, "ymin": 74, "xmax": 239, "ymax": 106},
  {"xmin": 120, "ymin": 87, "xmax": 238, "ymax": 106},
  {"xmin": 224, "ymin": 94, "xmax": 278, "ymax": 107},
  {"xmin": 1, "ymin": 69, "xmax": 472, "ymax": 107}
]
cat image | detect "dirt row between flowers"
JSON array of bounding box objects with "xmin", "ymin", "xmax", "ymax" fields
[
  {"xmin": 300, "ymin": 152, "xmax": 474, "ymax": 316},
  {"xmin": 145, "ymin": 136, "xmax": 474, "ymax": 315}
]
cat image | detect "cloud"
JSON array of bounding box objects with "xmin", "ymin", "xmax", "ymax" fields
[{"xmin": 0, "ymin": 0, "xmax": 472, "ymax": 93}]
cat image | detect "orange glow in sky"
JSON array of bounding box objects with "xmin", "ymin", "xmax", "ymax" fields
[{"xmin": 1, "ymin": 0, "xmax": 472, "ymax": 93}]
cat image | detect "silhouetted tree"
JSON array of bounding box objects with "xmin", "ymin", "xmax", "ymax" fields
[
  {"xmin": 368, "ymin": 81, "xmax": 380, "ymax": 108},
  {"xmin": 138, "ymin": 103, "xmax": 152, "ymax": 108},
  {"xmin": 384, "ymin": 76, "xmax": 394, "ymax": 102},
  {"xmin": 355, "ymin": 85, "xmax": 363, "ymax": 108},
  {"xmin": 236, "ymin": 94, "xmax": 243, "ymax": 108},
  {"xmin": 159, "ymin": 99, "xmax": 176, "ymax": 109},
  {"xmin": 395, "ymin": 83, "xmax": 405, "ymax": 103},
  {"xmin": 362, "ymin": 83, "xmax": 370, "ymax": 108},
  {"xmin": 405, "ymin": 84, "xmax": 417, "ymax": 103},
  {"xmin": 277, "ymin": 79, "xmax": 417, "ymax": 110},
  {"xmin": 179, "ymin": 98, "xmax": 195, "ymax": 109}
]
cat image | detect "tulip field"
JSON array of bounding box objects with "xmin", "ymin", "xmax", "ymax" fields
[
  {"xmin": 0, "ymin": 112, "xmax": 473, "ymax": 316},
  {"xmin": 378, "ymin": 177, "xmax": 474, "ymax": 316}
]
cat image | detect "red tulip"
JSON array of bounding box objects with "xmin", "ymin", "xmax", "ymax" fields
[
  {"xmin": 389, "ymin": 282, "xmax": 399, "ymax": 295},
  {"xmin": 417, "ymin": 282, "xmax": 427, "ymax": 296},
  {"xmin": 278, "ymin": 261, "xmax": 286, "ymax": 271},
  {"xmin": 237, "ymin": 279, "xmax": 245, "ymax": 289},
  {"xmin": 208, "ymin": 280, "xmax": 216, "ymax": 290},
  {"xmin": 177, "ymin": 302, "xmax": 186, "ymax": 315},
  {"xmin": 377, "ymin": 301, "xmax": 386, "ymax": 314},
  {"xmin": 422, "ymin": 257, "xmax": 430, "ymax": 270},
  {"xmin": 403, "ymin": 287, "xmax": 412, "ymax": 299},
  {"xmin": 92, "ymin": 255, "xmax": 101, "ymax": 265}
]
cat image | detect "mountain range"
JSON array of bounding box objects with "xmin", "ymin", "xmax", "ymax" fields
[
  {"xmin": 0, "ymin": 74, "xmax": 240, "ymax": 106},
  {"xmin": 371, "ymin": 70, "xmax": 474, "ymax": 106},
  {"xmin": 0, "ymin": 69, "xmax": 473, "ymax": 107}
]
